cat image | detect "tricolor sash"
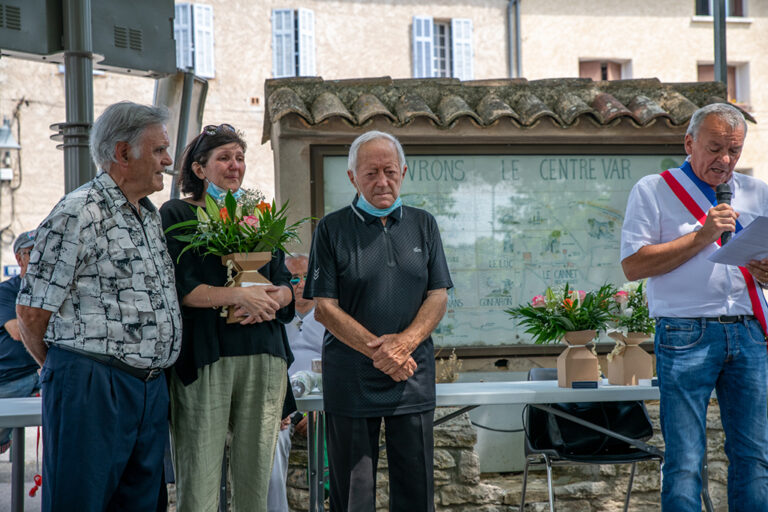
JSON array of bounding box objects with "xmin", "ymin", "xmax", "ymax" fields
[{"xmin": 660, "ymin": 162, "xmax": 768, "ymax": 337}]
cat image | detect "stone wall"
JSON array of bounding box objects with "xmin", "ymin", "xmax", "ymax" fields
[{"xmin": 285, "ymin": 401, "xmax": 728, "ymax": 511}]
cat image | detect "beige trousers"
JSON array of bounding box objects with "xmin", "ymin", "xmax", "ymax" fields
[{"xmin": 170, "ymin": 353, "xmax": 287, "ymax": 511}]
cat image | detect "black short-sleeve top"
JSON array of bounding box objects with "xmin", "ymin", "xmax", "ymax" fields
[
  {"xmin": 303, "ymin": 198, "xmax": 453, "ymax": 417},
  {"xmin": 160, "ymin": 198, "xmax": 295, "ymax": 386}
]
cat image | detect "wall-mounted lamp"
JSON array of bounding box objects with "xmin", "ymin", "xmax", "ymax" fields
[{"xmin": 0, "ymin": 118, "xmax": 20, "ymax": 181}]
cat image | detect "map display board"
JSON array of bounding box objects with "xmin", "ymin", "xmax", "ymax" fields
[{"xmin": 322, "ymin": 152, "xmax": 683, "ymax": 347}]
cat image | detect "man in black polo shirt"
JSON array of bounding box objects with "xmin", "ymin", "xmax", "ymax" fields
[{"xmin": 304, "ymin": 130, "xmax": 452, "ymax": 511}]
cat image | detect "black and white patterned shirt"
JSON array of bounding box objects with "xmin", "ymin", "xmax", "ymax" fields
[{"xmin": 17, "ymin": 171, "xmax": 182, "ymax": 369}]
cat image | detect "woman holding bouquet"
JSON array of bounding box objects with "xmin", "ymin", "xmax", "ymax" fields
[{"xmin": 160, "ymin": 124, "xmax": 296, "ymax": 511}]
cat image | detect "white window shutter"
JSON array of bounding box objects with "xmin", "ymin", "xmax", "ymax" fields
[
  {"xmin": 451, "ymin": 18, "xmax": 473, "ymax": 80},
  {"xmin": 296, "ymin": 8, "xmax": 316, "ymax": 76},
  {"xmin": 272, "ymin": 9, "xmax": 296, "ymax": 78},
  {"xmin": 174, "ymin": 3, "xmax": 193, "ymax": 70},
  {"xmin": 192, "ymin": 4, "xmax": 215, "ymax": 78},
  {"xmin": 412, "ymin": 16, "xmax": 434, "ymax": 78}
]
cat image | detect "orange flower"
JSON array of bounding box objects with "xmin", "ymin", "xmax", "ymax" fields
[
  {"xmin": 257, "ymin": 201, "xmax": 271, "ymax": 213},
  {"xmin": 219, "ymin": 207, "xmax": 229, "ymax": 221},
  {"xmin": 562, "ymin": 298, "xmax": 574, "ymax": 308}
]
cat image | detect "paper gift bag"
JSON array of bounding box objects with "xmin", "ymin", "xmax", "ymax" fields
[
  {"xmin": 606, "ymin": 332, "xmax": 653, "ymax": 385},
  {"xmin": 221, "ymin": 252, "xmax": 272, "ymax": 324},
  {"xmin": 557, "ymin": 330, "xmax": 600, "ymax": 388}
]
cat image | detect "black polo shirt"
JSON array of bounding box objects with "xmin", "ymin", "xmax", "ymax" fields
[{"xmin": 304, "ymin": 197, "xmax": 453, "ymax": 417}]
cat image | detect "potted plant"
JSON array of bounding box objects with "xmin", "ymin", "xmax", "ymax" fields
[
  {"xmin": 507, "ymin": 283, "xmax": 617, "ymax": 387},
  {"xmin": 166, "ymin": 190, "xmax": 308, "ymax": 322},
  {"xmin": 607, "ymin": 281, "xmax": 654, "ymax": 385}
]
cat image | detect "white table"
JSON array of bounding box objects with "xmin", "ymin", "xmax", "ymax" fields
[
  {"xmin": 296, "ymin": 380, "xmax": 669, "ymax": 512},
  {"xmin": 0, "ymin": 397, "xmax": 42, "ymax": 512}
]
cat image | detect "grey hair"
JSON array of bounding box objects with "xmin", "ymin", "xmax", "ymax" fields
[
  {"xmin": 686, "ymin": 103, "xmax": 747, "ymax": 140},
  {"xmin": 90, "ymin": 101, "xmax": 170, "ymax": 171},
  {"xmin": 347, "ymin": 131, "xmax": 406, "ymax": 175}
]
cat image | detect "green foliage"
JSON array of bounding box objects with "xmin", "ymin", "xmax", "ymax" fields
[
  {"xmin": 506, "ymin": 283, "xmax": 619, "ymax": 344},
  {"xmin": 164, "ymin": 189, "xmax": 310, "ymax": 261},
  {"xmin": 614, "ymin": 280, "xmax": 655, "ymax": 335}
]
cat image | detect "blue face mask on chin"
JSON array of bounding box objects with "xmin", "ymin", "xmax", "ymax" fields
[
  {"xmin": 354, "ymin": 193, "xmax": 402, "ymax": 217},
  {"xmin": 206, "ymin": 180, "xmax": 243, "ymax": 201}
]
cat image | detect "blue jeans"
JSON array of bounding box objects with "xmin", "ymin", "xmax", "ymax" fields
[
  {"xmin": 0, "ymin": 371, "xmax": 40, "ymax": 445},
  {"xmin": 656, "ymin": 317, "xmax": 768, "ymax": 512}
]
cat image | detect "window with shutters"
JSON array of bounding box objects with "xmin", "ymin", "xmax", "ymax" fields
[
  {"xmin": 174, "ymin": 3, "xmax": 215, "ymax": 79},
  {"xmin": 271, "ymin": 8, "xmax": 316, "ymax": 78},
  {"xmin": 412, "ymin": 16, "xmax": 473, "ymax": 81},
  {"xmin": 433, "ymin": 22, "xmax": 451, "ymax": 78},
  {"xmin": 695, "ymin": 0, "xmax": 745, "ymax": 17},
  {"xmin": 579, "ymin": 60, "xmax": 626, "ymax": 81},
  {"xmin": 697, "ymin": 62, "xmax": 750, "ymax": 109}
]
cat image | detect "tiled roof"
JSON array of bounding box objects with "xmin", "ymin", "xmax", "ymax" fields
[{"xmin": 262, "ymin": 76, "xmax": 754, "ymax": 143}]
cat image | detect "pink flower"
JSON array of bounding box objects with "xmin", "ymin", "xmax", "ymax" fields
[
  {"xmin": 532, "ymin": 295, "xmax": 546, "ymax": 308},
  {"xmin": 577, "ymin": 290, "xmax": 586, "ymax": 302},
  {"xmin": 240, "ymin": 215, "xmax": 259, "ymax": 228},
  {"xmin": 615, "ymin": 290, "xmax": 629, "ymax": 304}
]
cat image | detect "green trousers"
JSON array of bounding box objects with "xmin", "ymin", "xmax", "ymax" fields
[{"xmin": 170, "ymin": 353, "xmax": 287, "ymax": 511}]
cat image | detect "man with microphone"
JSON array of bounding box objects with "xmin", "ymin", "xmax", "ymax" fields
[{"xmin": 621, "ymin": 103, "xmax": 768, "ymax": 511}]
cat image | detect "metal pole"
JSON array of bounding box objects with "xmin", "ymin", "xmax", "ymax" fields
[
  {"xmin": 507, "ymin": 0, "xmax": 521, "ymax": 78},
  {"xmin": 170, "ymin": 72, "xmax": 196, "ymax": 200},
  {"xmin": 713, "ymin": 0, "xmax": 727, "ymax": 88},
  {"xmin": 62, "ymin": 0, "xmax": 95, "ymax": 192},
  {"xmin": 10, "ymin": 427, "xmax": 24, "ymax": 512}
]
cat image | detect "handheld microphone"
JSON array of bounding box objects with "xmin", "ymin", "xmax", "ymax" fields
[{"xmin": 715, "ymin": 183, "xmax": 733, "ymax": 245}]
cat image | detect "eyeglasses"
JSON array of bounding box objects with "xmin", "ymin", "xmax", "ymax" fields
[
  {"xmin": 290, "ymin": 273, "xmax": 307, "ymax": 285},
  {"xmin": 189, "ymin": 124, "xmax": 236, "ymax": 160}
]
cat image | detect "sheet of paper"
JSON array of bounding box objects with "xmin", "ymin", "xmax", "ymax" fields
[{"xmin": 708, "ymin": 216, "xmax": 768, "ymax": 266}]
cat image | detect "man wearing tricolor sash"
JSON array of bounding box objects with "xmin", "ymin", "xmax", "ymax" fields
[{"xmin": 621, "ymin": 103, "xmax": 768, "ymax": 511}]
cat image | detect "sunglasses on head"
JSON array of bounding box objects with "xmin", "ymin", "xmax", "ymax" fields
[
  {"xmin": 290, "ymin": 273, "xmax": 307, "ymax": 285},
  {"xmin": 189, "ymin": 123, "xmax": 237, "ymax": 160}
]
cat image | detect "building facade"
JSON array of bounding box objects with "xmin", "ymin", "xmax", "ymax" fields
[{"xmin": 0, "ymin": 0, "xmax": 765, "ymax": 271}]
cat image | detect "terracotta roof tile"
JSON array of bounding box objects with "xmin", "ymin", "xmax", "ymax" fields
[
  {"xmin": 438, "ymin": 95, "xmax": 481, "ymax": 126},
  {"xmin": 475, "ymin": 93, "xmax": 520, "ymax": 125},
  {"xmin": 395, "ymin": 93, "xmax": 440, "ymax": 125},
  {"xmin": 509, "ymin": 90, "xmax": 556, "ymax": 126},
  {"xmin": 311, "ymin": 92, "xmax": 354, "ymax": 124},
  {"xmin": 351, "ymin": 93, "xmax": 397, "ymax": 125},
  {"xmin": 626, "ymin": 95, "xmax": 668, "ymax": 125},
  {"xmin": 263, "ymin": 76, "xmax": 753, "ymax": 142},
  {"xmin": 553, "ymin": 91, "xmax": 593, "ymax": 125},
  {"xmin": 590, "ymin": 92, "xmax": 633, "ymax": 124},
  {"xmin": 265, "ymin": 87, "xmax": 312, "ymax": 127}
]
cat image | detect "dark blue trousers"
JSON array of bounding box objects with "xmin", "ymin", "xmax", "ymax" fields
[{"xmin": 41, "ymin": 346, "xmax": 168, "ymax": 512}]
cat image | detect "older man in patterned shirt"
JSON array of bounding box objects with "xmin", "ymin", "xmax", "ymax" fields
[{"xmin": 16, "ymin": 102, "xmax": 182, "ymax": 511}]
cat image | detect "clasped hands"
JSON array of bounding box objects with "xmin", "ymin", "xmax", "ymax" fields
[
  {"xmin": 233, "ymin": 284, "xmax": 288, "ymax": 325},
  {"xmin": 367, "ymin": 334, "xmax": 417, "ymax": 382}
]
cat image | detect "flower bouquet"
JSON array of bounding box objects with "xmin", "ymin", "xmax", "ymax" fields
[
  {"xmin": 613, "ymin": 280, "xmax": 655, "ymax": 335},
  {"xmin": 607, "ymin": 281, "xmax": 654, "ymax": 385},
  {"xmin": 507, "ymin": 284, "xmax": 617, "ymax": 387},
  {"xmin": 506, "ymin": 283, "xmax": 618, "ymax": 344},
  {"xmin": 166, "ymin": 190, "xmax": 308, "ymax": 322}
]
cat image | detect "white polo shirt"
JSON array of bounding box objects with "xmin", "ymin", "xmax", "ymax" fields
[
  {"xmin": 284, "ymin": 308, "xmax": 324, "ymax": 376},
  {"xmin": 620, "ymin": 164, "xmax": 768, "ymax": 318}
]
